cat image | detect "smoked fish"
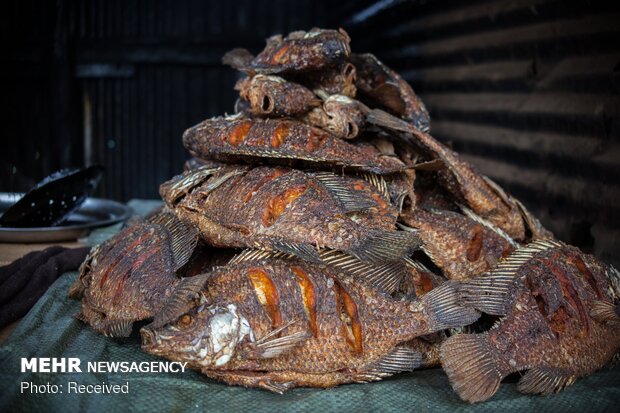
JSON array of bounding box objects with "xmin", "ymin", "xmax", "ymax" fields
[{"xmin": 441, "ymin": 240, "xmax": 620, "ymax": 402}]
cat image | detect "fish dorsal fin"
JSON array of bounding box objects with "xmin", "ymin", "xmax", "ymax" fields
[
  {"xmin": 458, "ymin": 239, "xmax": 564, "ymax": 316},
  {"xmin": 228, "ymin": 249, "xmax": 293, "ymax": 265},
  {"xmin": 150, "ymin": 274, "xmax": 211, "ymax": 329},
  {"xmin": 356, "ymin": 172, "xmax": 390, "ymax": 200},
  {"xmin": 349, "ymin": 229, "xmax": 421, "ymax": 264},
  {"xmin": 353, "ymin": 346, "xmax": 423, "ymax": 382},
  {"xmin": 312, "ymin": 172, "xmax": 377, "ymax": 213},
  {"xmin": 149, "ymin": 212, "xmax": 200, "ymax": 271},
  {"xmin": 320, "ymin": 249, "xmax": 408, "ymax": 294},
  {"xmin": 590, "ymin": 300, "xmax": 620, "ymax": 325},
  {"xmin": 457, "ymin": 205, "xmax": 519, "ymax": 248},
  {"xmin": 517, "ymin": 367, "xmax": 575, "ymax": 396},
  {"xmin": 440, "ymin": 333, "xmax": 504, "ymax": 403}
]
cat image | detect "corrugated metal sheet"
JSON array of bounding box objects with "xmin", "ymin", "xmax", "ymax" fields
[
  {"xmin": 76, "ymin": 0, "xmax": 325, "ymax": 201},
  {"xmin": 336, "ymin": 0, "xmax": 620, "ymax": 266},
  {"xmin": 1, "ymin": 0, "xmax": 325, "ymax": 200}
]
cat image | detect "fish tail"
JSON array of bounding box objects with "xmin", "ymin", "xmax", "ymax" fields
[
  {"xmin": 440, "ymin": 333, "xmax": 504, "ymax": 403},
  {"xmin": 419, "ymin": 281, "xmax": 480, "ymax": 332}
]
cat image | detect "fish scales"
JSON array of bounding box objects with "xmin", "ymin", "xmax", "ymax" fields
[
  {"xmin": 247, "ymin": 28, "xmax": 351, "ymax": 74},
  {"xmin": 400, "ymin": 209, "xmax": 515, "ymax": 281},
  {"xmin": 67, "ymin": 211, "xmax": 200, "ymax": 337},
  {"xmin": 141, "ymin": 253, "xmax": 479, "ymax": 390},
  {"xmin": 440, "ymin": 240, "xmax": 620, "ymax": 403},
  {"xmin": 182, "ymin": 114, "xmax": 406, "ymax": 174}
]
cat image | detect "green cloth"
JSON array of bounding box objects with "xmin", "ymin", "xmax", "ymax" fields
[{"xmin": 1, "ymin": 201, "xmax": 619, "ymax": 413}]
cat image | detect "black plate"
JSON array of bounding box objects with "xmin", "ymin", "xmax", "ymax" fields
[{"xmin": 0, "ymin": 193, "xmax": 132, "ymax": 243}]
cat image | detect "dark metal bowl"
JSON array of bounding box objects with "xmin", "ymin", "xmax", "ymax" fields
[{"xmin": 0, "ymin": 193, "xmax": 132, "ymax": 243}]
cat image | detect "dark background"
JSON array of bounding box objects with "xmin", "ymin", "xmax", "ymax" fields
[{"xmin": 1, "ymin": 0, "xmax": 619, "ymax": 265}]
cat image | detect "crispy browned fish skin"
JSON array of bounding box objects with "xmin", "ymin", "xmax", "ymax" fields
[
  {"xmin": 367, "ymin": 109, "xmax": 527, "ymax": 240},
  {"xmin": 351, "ymin": 53, "xmax": 430, "ymax": 133},
  {"xmin": 224, "ymin": 28, "xmax": 351, "ymax": 75},
  {"xmin": 235, "ymin": 75, "xmax": 320, "ymax": 117},
  {"xmin": 400, "ymin": 209, "xmax": 516, "ymax": 281},
  {"xmin": 441, "ymin": 240, "xmax": 620, "ymax": 403},
  {"xmin": 290, "ymin": 60, "xmax": 358, "ymax": 98},
  {"xmin": 161, "ymin": 166, "xmax": 420, "ymax": 263},
  {"xmin": 182, "ymin": 114, "xmax": 406, "ymax": 174},
  {"xmin": 67, "ymin": 211, "xmax": 199, "ymax": 337},
  {"xmin": 141, "ymin": 252, "xmax": 479, "ymax": 392}
]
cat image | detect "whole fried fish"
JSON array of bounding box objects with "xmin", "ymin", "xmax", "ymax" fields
[
  {"xmin": 67, "ymin": 211, "xmax": 200, "ymax": 337},
  {"xmin": 440, "ymin": 240, "xmax": 620, "ymax": 403},
  {"xmin": 141, "ymin": 250, "xmax": 479, "ymax": 392},
  {"xmin": 367, "ymin": 109, "xmax": 527, "ymax": 240},
  {"xmin": 351, "ymin": 53, "xmax": 430, "ymax": 133},
  {"xmin": 182, "ymin": 114, "xmax": 406, "ymax": 174},
  {"xmin": 223, "ymin": 28, "xmax": 351, "ymax": 75},
  {"xmin": 235, "ymin": 75, "xmax": 320, "ymax": 117},
  {"xmin": 160, "ymin": 165, "xmax": 420, "ymax": 264},
  {"xmin": 400, "ymin": 209, "xmax": 516, "ymax": 281}
]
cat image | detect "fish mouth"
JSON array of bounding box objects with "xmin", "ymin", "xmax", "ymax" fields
[{"xmin": 140, "ymin": 327, "xmax": 158, "ymax": 350}]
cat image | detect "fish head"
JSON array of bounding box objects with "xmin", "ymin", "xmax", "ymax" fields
[{"xmin": 141, "ymin": 303, "xmax": 253, "ymax": 369}]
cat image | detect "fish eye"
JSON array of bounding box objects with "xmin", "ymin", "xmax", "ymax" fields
[{"xmin": 179, "ymin": 314, "xmax": 193, "ymax": 327}]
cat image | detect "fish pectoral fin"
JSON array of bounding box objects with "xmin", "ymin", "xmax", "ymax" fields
[
  {"xmin": 149, "ymin": 274, "xmax": 210, "ymax": 329},
  {"xmin": 440, "ymin": 333, "xmax": 504, "ymax": 403},
  {"xmin": 312, "ymin": 172, "xmax": 377, "ymax": 213},
  {"xmin": 421, "ymin": 281, "xmax": 480, "ymax": 331},
  {"xmin": 319, "ymin": 249, "xmax": 408, "ymax": 295},
  {"xmin": 349, "ymin": 229, "xmax": 421, "ymax": 264},
  {"xmin": 517, "ymin": 367, "xmax": 576, "ymax": 396},
  {"xmin": 244, "ymin": 329, "xmax": 311, "ymax": 359},
  {"xmin": 353, "ymin": 346, "xmax": 423, "ymax": 383},
  {"xmin": 149, "ymin": 212, "xmax": 200, "ymax": 271},
  {"xmin": 590, "ymin": 300, "xmax": 620, "ymax": 325}
]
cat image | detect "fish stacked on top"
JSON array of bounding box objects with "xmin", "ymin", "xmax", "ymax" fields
[{"xmin": 68, "ymin": 28, "xmax": 620, "ymax": 402}]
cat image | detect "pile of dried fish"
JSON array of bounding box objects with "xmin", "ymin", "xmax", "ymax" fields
[{"xmin": 68, "ymin": 28, "xmax": 620, "ymax": 403}]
